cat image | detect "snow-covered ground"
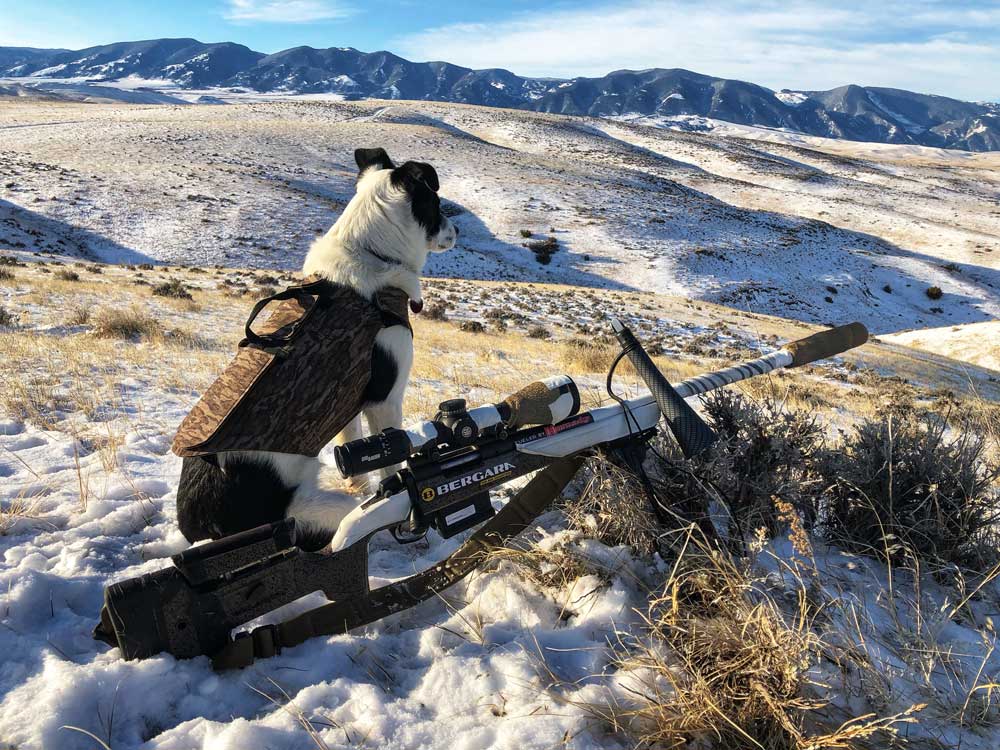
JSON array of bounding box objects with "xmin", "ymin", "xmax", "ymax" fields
[
  {"xmin": 1, "ymin": 98, "xmax": 997, "ymax": 338},
  {"xmin": 883, "ymin": 320, "xmax": 1000, "ymax": 372},
  {"xmin": 1, "ymin": 97, "xmax": 999, "ymax": 748},
  {"xmin": 1, "ymin": 260, "xmax": 999, "ymax": 749}
]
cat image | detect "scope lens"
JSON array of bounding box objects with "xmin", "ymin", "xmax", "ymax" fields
[{"xmin": 333, "ymin": 428, "xmax": 412, "ymax": 478}]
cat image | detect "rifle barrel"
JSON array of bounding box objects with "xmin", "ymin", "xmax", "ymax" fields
[
  {"xmin": 673, "ymin": 323, "xmax": 868, "ymax": 399},
  {"xmin": 674, "ymin": 350, "xmax": 792, "ymax": 399}
]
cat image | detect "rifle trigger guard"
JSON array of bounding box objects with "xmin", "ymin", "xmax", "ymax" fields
[{"xmin": 391, "ymin": 528, "xmax": 426, "ymax": 544}]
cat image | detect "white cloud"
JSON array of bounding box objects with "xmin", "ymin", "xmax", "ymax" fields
[
  {"xmin": 396, "ymin": 1, "xmax": 1000, "ymax": 101},
  {"xmin": 223, "ymin": 0, "xmax": 352, "ymax": 24}
]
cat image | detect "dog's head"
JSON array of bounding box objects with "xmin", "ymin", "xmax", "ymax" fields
[{"xmin": 353, "ymin": 147, "xmax": 458, "ymax": 257}]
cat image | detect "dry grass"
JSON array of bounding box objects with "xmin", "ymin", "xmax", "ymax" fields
[
  {"xmin": 564, "ymin": 452, "xmax": 664, "ymax": 555},
  {"xmin": 65, "ymin": 303, "xmax": 92, "ymax": 326},
  {"xmin": 600, "ymin": 544, "xmax": 923, "ymax": 749},
  {"xmin": 0, "ymin": 492, "xmax": 43, "ymax": 535},
  {"xmin": 515, "ymin": 523, "xmax": 923, "ymax": 749},
  {"xmin": 91, "ymin": 306, "xmax": 162, "ymax": 340}
]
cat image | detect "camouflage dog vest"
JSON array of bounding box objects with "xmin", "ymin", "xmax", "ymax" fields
[{"xmin": 172, "ymin": 277, "xmax": 411, "ymax": 458}]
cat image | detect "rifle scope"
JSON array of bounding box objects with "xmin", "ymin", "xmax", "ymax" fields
[{"xmin": 334, "ymin": 375, "xmax": 580, "ymax": 479}]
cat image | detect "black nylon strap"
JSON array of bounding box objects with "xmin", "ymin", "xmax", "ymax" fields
[
  {"xmin": 211, "ymin": 456, "xmax": 584, "ymax": 670},
  {"xmin": 239, "ymin": 278, "xmax": 335, "ymax": 351}
]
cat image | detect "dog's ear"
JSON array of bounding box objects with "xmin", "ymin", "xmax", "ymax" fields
[
  {"xmin": 391, "ymin": 161, "xmax": 440, "ymax": 193},
  {"xmin": 354, "ymin": 147, "xmax": 395, "ymax": 174}
]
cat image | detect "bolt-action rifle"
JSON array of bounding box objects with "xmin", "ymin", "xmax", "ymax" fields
[{"xmin": 94, "ymin": 320, "xmax": 868, "ymax": 670}]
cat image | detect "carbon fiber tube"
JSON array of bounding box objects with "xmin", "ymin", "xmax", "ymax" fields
[{"xmin": 610, "ymin": 318, "xmax": 716, "ymax": 458}]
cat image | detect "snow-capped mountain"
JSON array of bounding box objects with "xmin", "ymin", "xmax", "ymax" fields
[{"xmin": 2, "ymin": 38, "xmax": 999, "ymax": 151}]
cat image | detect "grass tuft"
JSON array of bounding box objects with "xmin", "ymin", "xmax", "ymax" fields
[
  {"xmin": 92, "ymin": 307, "xmax": 162, "ymax": 340},
  {"xmin": 54, "ymin": 269, "xmax": 80, "ymax": 282},
  {"xmin": 151, "ymin": 278, "xmax": 193, "ymax": 300}
]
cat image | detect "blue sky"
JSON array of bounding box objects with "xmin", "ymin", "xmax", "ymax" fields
[{"xmin": 1, "ymin": 0, "xmax": 997, "ymax": 100}]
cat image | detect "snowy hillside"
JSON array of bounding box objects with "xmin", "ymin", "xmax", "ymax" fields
[
  {"xmin": 2, "ymin": 259, "xmax": 999, "ymax": 749},
  {"xmin": 1, "ymin": 91, "xmax": 1000, "ymax": 750},
  {"xmin": 1, "ymin": 99, "xmax": 997, "ymax": 337}
]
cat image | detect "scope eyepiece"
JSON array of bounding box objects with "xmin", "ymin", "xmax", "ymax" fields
[{"xmin": 334, "ymin": 428, "xmax": 413, "ymax": 478}]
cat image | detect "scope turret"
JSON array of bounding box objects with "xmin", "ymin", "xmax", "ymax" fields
[{"xmin": 333, "ymin": 375, "xmax": 580, "ymax": 479}]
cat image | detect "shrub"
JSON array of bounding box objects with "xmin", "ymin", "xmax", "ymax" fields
[
  {"xmin": 525, "ymin": 236, "xmax": 558, "ymax": 252},
  {"xmin": 460, "ymin": 320, "xmax": 485, "ymax": 333},
  {"xmin": 66, "ymin": 304, "xmax": 92, "ymax": 326},
  {"xmin": 423, "ymin": 302, "xmax": 448, "ymax": 321},
  {"xmin": 527, "ymin": 324, "xmax": 551, "ymax": 339},
  {"xmin": 519, "ymin": 229, "xmax": 532, "ymax": 238},
  {"xmin": 0, "ymin": 267, "xmax": 14, "ymax": 281},
  {"xmin": 55, "ymin": 269, "xmax": 80, "ymax": 282},
  {"xmin": 651, "ymin": 390, "xmax": 826, "ymax": 546},
  {"xmin": 524, "ymin": 236, "xmax": 559, "ymax": 265},
  {"xmin": 819, "ymin": 412, "xmax": 1000, "ymax": 568},
  {"xmin": 0, "ymin": 306, "xmax": 14, "ymax": 327},
  {"xmin": 92, "ymin": 307, "xmax": 161, "ymax": 340},
  {"xmin": 925, "ymin": 286, "xmax": 943, "ymax": 300},
  {"xmin": 152, "ymin": 279, "xmax": 193, "ymax": 300},
  {"xmin": 558, "ymin": 338, "xmax": 618, "ymax": 373}
]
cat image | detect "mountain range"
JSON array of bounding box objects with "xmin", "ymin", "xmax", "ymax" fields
[{"xmin": 2, "ymin": 37, "xmax": 998, "ymax": 151}]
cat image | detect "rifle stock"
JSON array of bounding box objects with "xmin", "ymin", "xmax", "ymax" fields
[{"xmin": 95, "ymin": 519, "xmax": 371, "ymax": 660}]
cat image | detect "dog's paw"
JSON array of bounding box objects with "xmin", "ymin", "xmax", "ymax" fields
[{"xmin": 343, "ymin": 476, "xmax": 371, "ymax": 495}]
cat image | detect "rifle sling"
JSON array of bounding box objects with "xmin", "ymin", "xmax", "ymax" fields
[{"xmin": 211, "ymin": 456, "xmax": 584, "ymax": 671}]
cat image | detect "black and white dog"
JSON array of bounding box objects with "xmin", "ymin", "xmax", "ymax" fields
[{"xmin": 175, "ymin": 148, "xmax": 457, "ymax": 550}]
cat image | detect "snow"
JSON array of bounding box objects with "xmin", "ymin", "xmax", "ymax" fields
[
  {"xmin": 868, "ymin": 91, "xmax": 926, "ymax": 134},
  {"xmin": 968, "ymin": 120, "xmax": 990, "ymax": 137},
  {"xmin": 0, "ymin": 85, "xmax": 998, "ymax": 742},
  {"xmin": 882, "ymin": 320, "xmax": 1000, "ymax": 372},
  {"xmin": 28, "ymin": 63, "xmax": 68, "ymax": 76},
  {"xmin": 1, "ymin": 98, "xmax": 996, "ymax": 338},
  {"xmin": 775, "ymin": 90, "xmax": 808, "ymax": 107}
]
